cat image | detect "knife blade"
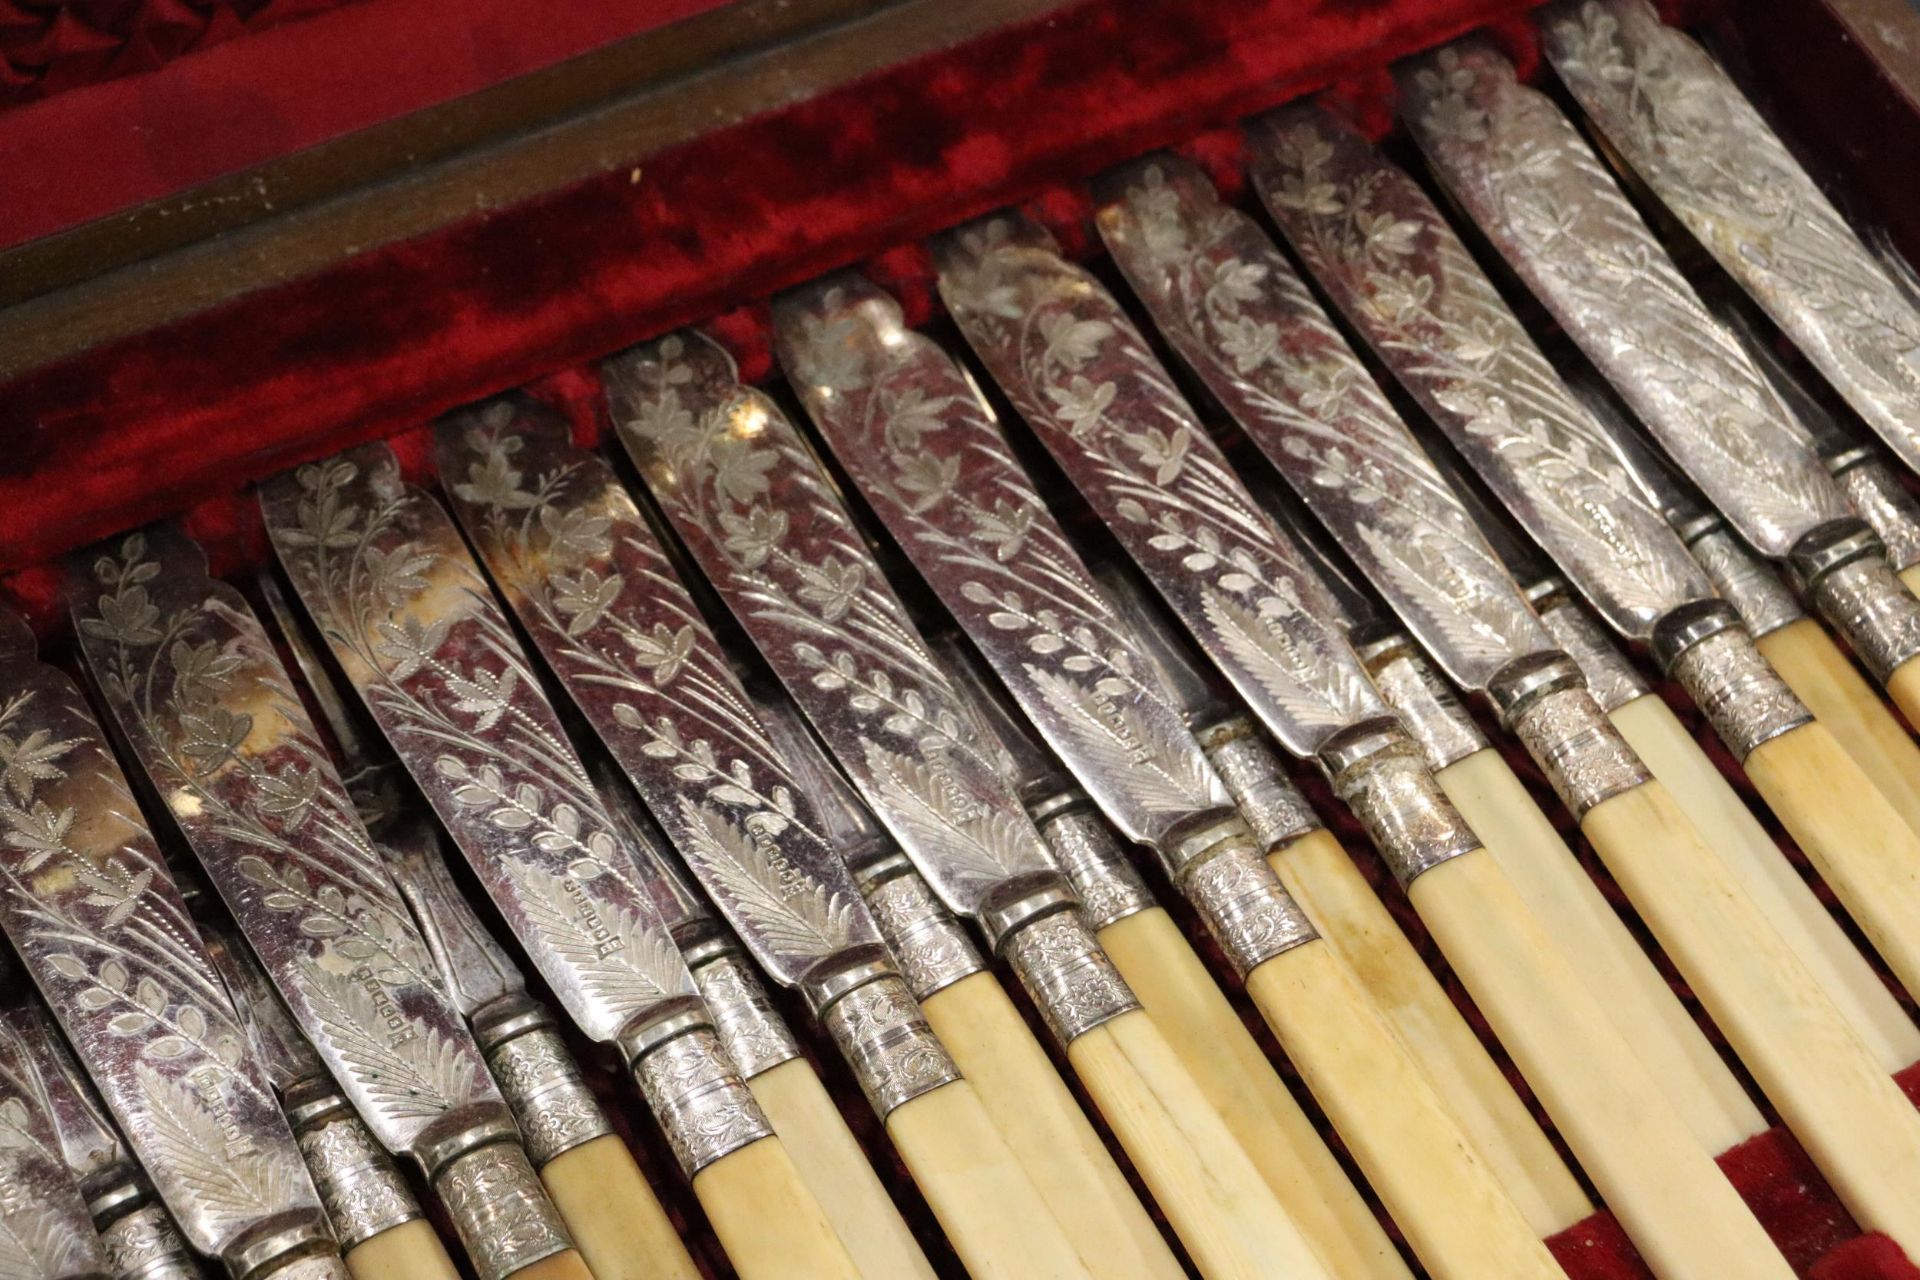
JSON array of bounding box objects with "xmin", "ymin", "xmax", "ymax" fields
[
  {"xmin": 0, "ymin": 986, "xmax": 112, "ymax": 1280},
  {"xmin": 0, "ymin": 602, "xmax": 346, "ymax": 1280},
  {"xmin": 1539, "ymin": 0, "xmax": 1920, "ymax": 480},
  {"xmin": 67, "ymin": 526, "xmax": 570, "ymax": 1280}
]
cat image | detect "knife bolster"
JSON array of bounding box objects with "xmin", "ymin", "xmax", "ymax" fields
[
  {"xmin": 1789, "ymin": 519, "xmax": 1920, "ymax": 681},
  {"xmin": 224, "ymin": 1214, "xmax": 348, "ymax": 1280},
  {"xmin": 1323, "ymin": 719, "xmax": 1480, "ymax": 884},
  {"xmin": 1531, "ymin": 580, "xmax": 1654, "ymax": 713},
  {"xmin": 857, "ymin": 855, "xmax": 987, "ymax": 1000},
  {"xmin": 98, "ymin": 1199, "xmax": 203, "ymax": 1280},
  {"xmin": 431, "ymin": 1137, "xmax": 575, "ymax": 1280},
  {"xmin": 1001, "ymin": 903, "xmax": 1142, "ymax": 1046},
  {"xmin": 280, "ymin": 1082, "xmax": 421, "ymax": 1249},
  {"xmin": 1031, "ymin": 799, "xmax": 1156, "ymax": 931},
  {"xmin": 1658, "ymin": 607, "xmax": 1813, "ymax": 760},
  {"xmin": 471, "ymin": 993, "xmax": 614, "ymax": 1166},
  {"xmin": 628, "ymin": 1024, "xmax": 776, "ymax": 1176},
  {"xmin": 1348, "ymin": 635, "xmax": 1487, "ymax": 772},
  {"xmin": 1198, "ymin": 718, "xmax": 1323, "ymax": 850},
  {"xmin": 818, "ymin": 964, "xmax": 961, "ymax": 1118},
  {"xmin": 1832, "ymin": 455, "xmax": 1920, "ymax": 574},
  {"xmin": 687, "ymin": 945, "xmax": 804, "ymax": 1081},
  {"xmin": 1175, "ymin": 823, "xmax": 1318, "ymax": 978},
  {"xmin": 1494, "ymin": 654, "xmax": 1650, "ymax": 818},
  {"xmin": 1684, "ymin": 523, "xmax": 1806, "ymax": 640}
]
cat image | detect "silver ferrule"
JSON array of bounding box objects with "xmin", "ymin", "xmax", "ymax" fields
[
  {"xmin": 1196, "ymin": 719, "xmax": 1321, "ymax": 852},
  {"xmin": 1173, "ymin": 821, "xmax": 1318, "ymax": 978},
  {"xmin": 1526, "ymin": 580, "xmax": 1653, "ymax": 713},
  {"xmin": 432, "ymin": 1141, "xmax": 574, "ymax": 1280},
  {"xmin": 856, "ymin": 853, "xmax": 987, "ymax": 1001},
  {"xmin": 629, "ymin": 1026, "xmax": 774, "ymax": 1177},
  {"xmin": 223, "ymin": 1215, "xmax": 343, "ymax": 1280},
  {"xmin": 1492, "ymin": 654, "xmax": 1651, "ymax": 819},
  {"xmin": 1032, "ymin": 798, "xmax": 1157, "ymax": 932},
  {"xmin": 1788, "ymin": 520, "xmax": 1920, "ymax": 682},
  {"xmin": 1831, "ymin": 452, "xmax": 1920, "ymax": 573},
  {"xmin": 1681, "ymin": 519, "xmax": 1805, "ymax": 639},
  {"xmin": 1352, "ymin": 632, "xmax": 1488, "ymax": 772},
  {"xmin": 279, "ymin": 1080, "xmax": 421, "ymax": 1250},
  {"xmin": 1655, "ymin": 601, "xmax": 1812, "ymax": 760},
  {"xmin": 689, "ymin": 945, "xmax": 804, "ymax": 1082},
  {"xmin": 818, "ymin": 963, "xmax": 961, "ymax": 1118},
  {"xmin": 99, "ymin": 1202, "xmax": 205, "ymax": 1280},
  {"xmin": 1000, "ymin": 901, "xmax": 1141, "ymax": 1045},
  {"xmin": 471, "ymin": 992, "xmax": 614, "ymax": 1167},
  {"xmin": 245, "ymin": 1256, "xmax": 350, "ymax": 1280},
  {"xmin": 1321, "ymin": 718, "xmax": 1482, "ymax": 885}
]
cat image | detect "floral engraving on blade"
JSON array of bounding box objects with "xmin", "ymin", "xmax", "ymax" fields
[
  {"xmin": 782, "ymin": 282, "xmax": 1229, "ymax": 837},
  {"xmin": 0, "ymin": 1015, "xmax": 107, "ymax": 1280},
  {"xmin": 937, "ymin": 220, "xmax": 1380, "ymax": 752},
  {"xmin": 607, "ymin": 335, "xmax": 1055, "ymax": 905},
  {"xmin": 0, "ymin": 666, "xmax": 308, "ymax": 1243},
  {"xmin": 261, "ymin": 452, "xmax": 697, "ymax": 1041},
  {"xmin": 73, "ymin": 535, "xmax": 482, "ymax": 1133},
  {"xmin": 1405, "ymin": 44, "xmax": 1841, "ymax": 550},
  {"xmin": 1257, "ymin": 110, "xmax": 1700, "ymax": 629},
  {"xmin": 1109, "ymin": 161, "xmax": 1547, "ymax": 686},
  {"xmin": 1544, "ymin": 0, "xmax": 1920, "ymax": 465}
]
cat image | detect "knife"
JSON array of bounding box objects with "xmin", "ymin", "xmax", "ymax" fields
[
  {"xmin": 259, "ymin": 445, "xmax": 862, "ymax": 1280},
  {"xmin": 0, "ymin": 980, "xmax": 112, "ymax": 1280},
  {"xmin": 774, "ymin": 269, "xmax": 1556, "ymax": 1280},
  {"xmin": 1401, "ymin": 37, "xmax": 1920, "ymax": 865},
  {"xmin": 1, "ymin": 994, "xmax": 207, "ymax": 1280},
  {"xmin": 431, "ymin": 402, "xmax": 979, "ymax": 1280},
  {"xmin": 68, "ymin": 526, "xmax": 567, "ymax": 1280},
  {"xmin": 251, "ymin": 570, "xmax": 706, "ymax": 1280},
  {"xmin": 606, "ymin": 328, "xmax": 1336, "ymax": 1280},
  {"xmin": 0, "ymin": 605, "xmax": 350, "ymax": 1280},
  {"xmin": 1252, "ymin": 100, "xmax": 1920, "ymax": 1259}
]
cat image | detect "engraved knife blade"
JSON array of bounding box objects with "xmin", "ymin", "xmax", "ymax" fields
[
  {"xmin": 1541, "ymin": 0, "xmax": 1920, "ymax": 478},
  {"xmin": 1252, "ymin": 104, "xmax": 1713, "ymax": 646},
  {"xmin": 0, "ymin": 603, "xmax": 338, "ymax": 1275},
  {"xmin": 775, "ymin": 273, "xmax": 1243, "ymax": 861},
  {"xmin": 0, "ymin": 992, "xmax": 113, "ymax": 1280}
]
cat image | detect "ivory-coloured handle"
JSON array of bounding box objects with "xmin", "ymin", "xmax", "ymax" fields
[
  {"xmin": 1065, "ymin": 1007, "xmax": 1335, "ymax": 1280},
  {"xmin": 1437, "ymin": 747, "xmax": 1765, "ymax": 1152},
  {"xmin": 1901, "ymin": 564, "xmax": 1920, "ymax": 602},
  {"xmin": 747, "ymin": 1057, "xmax": 936, "ymax": 1280},
  {"xmin": 1883, "ymin": 657, "xmax": 1920, "ymax": 743},
  {"xmin": 919, "ymin": 971, "xmax": 1184, "ymax": 1280},
  {"xmin": 1612, "ymin": 694, "xmax": 1920, "ymax": 1071},
  {"xmin": 500, "ymin": 1249, "xmax": 597, "ymax": 1280},
  {"xmin": 1099, "ymin": 907, "xmax": 1411, "ymax": 1280},
  {"xmin": 1244, "ymin": 939, "xmax": 1567, "ymax": 1280},
  {"xmin": 885, "ymin": 1080, "xmax": 1097, "ymax": 1279},
  {"xmin": 690, "ymin": 1136, "xmax": 863, "ymax": 1280},
  {"xmin": 1407, "ymin": 850, "xmax": 1793, "ymax": 1280},
  {"xmin": 1269, "ymin": 829, "xmax": 1591, "ymax": 1234},
  {"xmin": 538, "ymin": 1133, "xmax": 701, "ymax": 1280},
  {"xmin": 1582, "ymin": 778, "xmax": 1920, "ymax": 1259},
  {"xmin": 1758, "ymin": 617, "xmax": 1920, "ymax": 836},
  {"xmin": 1747, "ymin": 720, "xmax": 1920, "ymax": 1002},
  {"xmin": 343, "ymin": 1219, "xmax": 460, "ymax": 1280}
]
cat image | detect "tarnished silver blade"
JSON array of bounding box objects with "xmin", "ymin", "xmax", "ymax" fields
[
  {"xmin": 1402, "ymin": 39, "xmax": 1851, "ymax": 558},
  {"xmin": 252, "ymin": 572, "xmax": 525, "ymax": 1020},
  {"xmin": 198, "ymin": 924, "xmax": 329, "ymax": 1098},
  {"xmin": 605, "ymin": 331, "xmax": 1058, "ymax": 921},
  {"xmin": 0, "ymin": 609, "xmax": 326, "ymax": 1260},
  {"xmin": 2, "ymin": 999, "xmax": 133, "ymax": 1206},
  {"xmin": 1253, "ymin": 104, "xmax": 1712, "ymax": 644},
  {"xmin": 745, "ymin": 684, "xmax": 897, "ymax": 878},
  {"xmin": 1712, "ymin": 299, "xmax": 1863, "ymax": 461},
  {"xmin": 1086, "ymin": 561, "xmax": 1242, "ymax": 734},
  {"xmin": 435, "ymin": 401, "xmax": 882, "ymax": 995},
  {"xmin": 1557, "ymin": 367, "xmax": 1717, "ymax": 532},
  {"xmin": 1098, "ymin": 154, "xmax": 1557, "ymax": 695},
  {"xmin": 0, "ymin": 995, "xmax": 112, "ymax": 1279},
  {"xmin": 260, "ymin": 446, "xmax": 701, "ymax": 1049},
  {"xmin": 934, "ymin": 212, "xmax": 1389, "ymax": 763},
  {"xmin": 69, "ymin": 527, "xmax": 503, "ymax": 1162},
  {"xmin": 1541, "ymin": 0, "xmax": 1920, "ymax": 477},
  {"xmin": 776, "ymin": 273, "xmax": 1240, "ymax": 852},
  {"xmin": 922, "ymin": 629, "xmax": 1077, "ymax": 810}
]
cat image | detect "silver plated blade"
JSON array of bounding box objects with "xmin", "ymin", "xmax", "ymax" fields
[
  {"xmin": 435, "ymin": 400, "xmax": 882, "ymax": 996},
  {"xmin": 775, "ymin": 273, "xmax": 1238, "ymax": 852},
  {"xmin": 1402, "ymin": 39, "xmax": 1851, "ymax": 558},
  {"xmin": 605, "ymin": 331, "xmax": 1058, "ymax": 922},
  {"xmin": 196, "ymin": 925, "xmax": 329, "ymax": 1100},
  {"xmin": 260, "ymin": 447, "xmax": 701, "ymax": 1051},
  {"xmin": 0, "ymin": 609, "xmax": 327, "ymax": 1262},
  {"xmin": 0, "ymin": 997, "xmax": 113, "ymax": 1280},
  {"xmin": 1, "ymin": 999, "xmax": 132, "ymax": 1208},
  {"xmin": 1097, "ymin": 153, "xmax": 1556, "ymax": 694},
  {"xmin": 1252, "ymin": 103, "xmax": 1711, "ymax": 642},
  {"xmin": 69, "ymin": 527, "xmax": 504, "ymax": 1161},
  {"xmin": 746, "ymin": 687, "xmax": 896, "ymax": 878},
  {"xmin": 934, "ymin": 212, "xmax": 1388, "ymax": 759},
  {"xmin": 1541, "ymin": 0, "xmax": 1920, "ymax": 477}
]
